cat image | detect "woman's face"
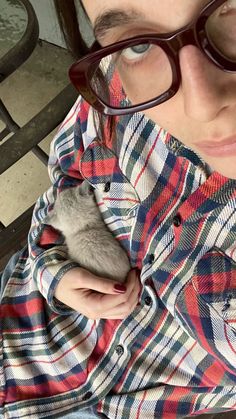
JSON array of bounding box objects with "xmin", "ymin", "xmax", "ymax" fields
[{"xmin": 82, "ymin": 0, "xmax": 236, "ymax": 179}]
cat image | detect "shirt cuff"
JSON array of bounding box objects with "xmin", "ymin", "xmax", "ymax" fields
[{"xmin": 31, "ymin": 246, "xmax": 79, "ymax": 314}]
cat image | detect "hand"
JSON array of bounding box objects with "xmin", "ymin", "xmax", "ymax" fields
[{"xmin": 55, "ymin": 267, "xmax": 141, "ymax": 320}]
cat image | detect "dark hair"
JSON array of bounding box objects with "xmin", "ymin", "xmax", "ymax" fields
[{"xmin": 54, "ymin": 0, "xmax": 116, "ymax": 143}]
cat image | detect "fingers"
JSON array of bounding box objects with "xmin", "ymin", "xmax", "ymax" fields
[
  {"xmin": 55, "ymin": 267, "xmax": 141, "ymax": 320},
  {"xmin": 88, "ymin": 269, "xmax": 141, "ymax": 319},
  {"xmin": 102, "ymin": 275, "xmax": 141, "ymax": 319},
  {"xmin": 74, "ymin": 268, "xmax": 128, "ymax": 295}
]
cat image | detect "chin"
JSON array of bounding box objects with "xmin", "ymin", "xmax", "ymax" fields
[
  {"xmin": 217, "ymin": 171, "xmax": 236, "ymax": 180},
  {"xmin": 210, "ymin": 163, "xmax": 236, "ymax": 180},
  {"xmin": 191, "ymin": 151, "xmax": 236, "ymax": 180}
]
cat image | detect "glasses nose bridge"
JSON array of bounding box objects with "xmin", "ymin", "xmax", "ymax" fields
[{"xmin": 169, "ymin": 26, "xmax": 198, "ymax": 55}]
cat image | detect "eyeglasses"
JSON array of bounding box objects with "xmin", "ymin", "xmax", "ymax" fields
[{"xmin": 69, "ymin": 0, "xmax": 236, "ymax": 116}]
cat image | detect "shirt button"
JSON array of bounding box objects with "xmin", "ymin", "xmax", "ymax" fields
[
  {"xmin": 173, "ymin": 213, "xmax": 182, "ymax": 227},
  {"xmin": 115, "ymin": 345, "xmax": 124, "ymax": 356},
  {"xmin": 104, "ymin": 181, "xmax": 111, "ymax": 192},
  {"xmin": 84, "ymin": 391, "xmax": 93, "ymax": 400},
  {"xmin": 144, "ymin": 296, "xmax": 152, "ymax": 306},
  {"xmin": 149, "ymin": 254, "xmax": 155, "ymax": 264}
]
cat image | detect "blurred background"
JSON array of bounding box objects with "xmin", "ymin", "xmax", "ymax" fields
[
  {"xmin": 0, "ymin": 0, "xmax": 93, "ymax": 267},
  {"xmin": 0, "ymin": 2, "xmax": 236, "ymax": 418},
  {"xmin": 0, "ymin": 0, "xmax": 92, "ymax": 228}
]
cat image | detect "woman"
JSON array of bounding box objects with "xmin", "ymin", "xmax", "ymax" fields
[{"xmin": 1, "ymin": 0, "xmax": 236, "ymax": 418}]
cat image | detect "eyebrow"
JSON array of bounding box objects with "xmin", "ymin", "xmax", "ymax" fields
[{"xmin": 94, "ymin": 9, "xmax": 143, "ymax": 41}]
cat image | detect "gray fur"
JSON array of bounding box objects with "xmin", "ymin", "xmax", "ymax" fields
[{"xmin": 44, "ymin": 180, "xmax": 130, "ymax": 282}]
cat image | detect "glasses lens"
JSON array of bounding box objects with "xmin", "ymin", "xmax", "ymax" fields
[
  {"xmin": 206, "ymin": 0, "xmax": 236, "ymax": 61},
  {"xmin": 89, "ymin": 42, "xmax": 173, "ymax": 109}
]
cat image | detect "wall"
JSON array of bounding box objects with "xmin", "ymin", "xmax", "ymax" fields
[
  {"xmin": 29, "ymin": 0, "xmax": 94, "ymax": 49},
  {"xmin": 0, "ymin": 0, "xmax": 93, "ymax": 51},
  {"xmin": 29, "ymin": 0, "xmax": 66, "ymax": 48}
]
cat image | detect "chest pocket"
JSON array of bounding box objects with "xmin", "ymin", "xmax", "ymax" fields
[
  {"xmin": 189, "ymin": 248, "xmax": 236, "ymax": 330},
  {"xmin": 173, "ymin": 247, "xmax": 236, "ymax": 348},
  {"xmin": 80, "ymin": 139, "xmax": 140, "ymax": 217}
]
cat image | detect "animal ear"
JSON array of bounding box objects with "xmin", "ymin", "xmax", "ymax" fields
[
  {"xmin": 79, "ymin": 180, "xmax": 94, "ymax": 196},
  {"xmin": 43, "ymin": 210, "xmax": 58, "ymax": 227}
]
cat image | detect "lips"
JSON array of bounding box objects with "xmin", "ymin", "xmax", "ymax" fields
[{"xmin": 194, "ymin": 135, "xmax": 236, "ymax": 157}]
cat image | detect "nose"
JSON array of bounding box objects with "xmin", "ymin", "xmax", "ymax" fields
[{"xmin": 179, "ymin": 45, "xmax": 230, "ymax": 122}]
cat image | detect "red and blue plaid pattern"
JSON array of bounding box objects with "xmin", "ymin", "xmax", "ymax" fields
[{"xmin": 1, "ymin": 97, "xmax": 236, "ymax": 418}]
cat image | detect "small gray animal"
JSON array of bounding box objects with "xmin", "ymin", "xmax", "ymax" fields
[{"xmin": 44, "ymin": 180, "xmax": 130, "ymax": 283}]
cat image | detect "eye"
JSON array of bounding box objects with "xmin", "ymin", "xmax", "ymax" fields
[{"xmin": 121, "ymin": 43, "xmax": 151, "ymax": 61}]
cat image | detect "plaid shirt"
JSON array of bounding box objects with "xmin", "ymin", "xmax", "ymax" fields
[{"xmin": 1, "ymin": 97, "xmax": 236, "ymax": 419}]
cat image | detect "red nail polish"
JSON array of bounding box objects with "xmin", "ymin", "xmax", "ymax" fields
[{"xmin": 114, "ymin": 284, "xmax": 127, "ymax": 293}]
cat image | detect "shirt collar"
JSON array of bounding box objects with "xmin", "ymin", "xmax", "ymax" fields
[
  {"xmin": 114, "ymin": 111, "xmax": 211, "ymax": 177},
  {"xmin": 84, "ymin": 105, "xmax": 223, "ymax": 182}
]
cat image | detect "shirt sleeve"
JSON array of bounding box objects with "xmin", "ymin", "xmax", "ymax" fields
[{"xmin": 28, "ymin": 96, "xmax": 87, "ymax": 314}]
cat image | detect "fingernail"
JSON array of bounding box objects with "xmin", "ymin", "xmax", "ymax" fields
[{"xmin": 114, "ymin": 284, "xmax": 127, "ymax": 293}]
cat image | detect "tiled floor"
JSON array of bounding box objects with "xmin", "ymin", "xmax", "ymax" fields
[{"xmin": 0, "ymin": 40, "xmax": 74, "ymax": 226}]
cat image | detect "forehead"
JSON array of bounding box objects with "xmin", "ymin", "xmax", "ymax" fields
[{"xmin": 82, "ymin": 0, "xmax": 210, "ymax": 30}]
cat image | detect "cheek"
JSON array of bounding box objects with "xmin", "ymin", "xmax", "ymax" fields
[
  {"xmin": 143, "ymin": 97, "xmax": 187, "ymax": 140},
  {"xmin": 142, "ymin": 91, "xmax": 201, "ymax": 150}
]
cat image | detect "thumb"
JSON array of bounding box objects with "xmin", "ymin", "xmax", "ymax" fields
[{"xmin": 77, "ymin": 269, "xmax": 127, "ymax": 295}]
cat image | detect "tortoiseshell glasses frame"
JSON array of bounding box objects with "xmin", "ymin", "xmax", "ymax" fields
[{"xmin": 69, "ymin": 0, "xmax": 236, "ymax": 116}]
